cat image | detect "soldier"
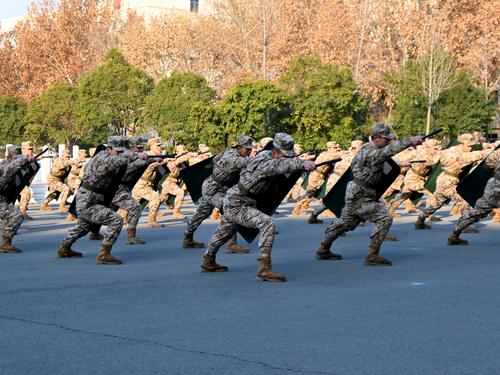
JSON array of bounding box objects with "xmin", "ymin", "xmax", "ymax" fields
[
  {"xmin": 56, "ymin": 137, "xmax": 147, "ymax": 265},
  {"xmin": 448, "ymin": 148, "xmax": 499, "ymax": 245},
  {"xmin": 314, "ymin": 123, "xmax": 422, "ymax": 266},
  {"xmin": 66, "ymin": 149, "xmax": 87, "ymax": 221},
  {"xmin": 40, "ymin": 149, "xmax": 74, "ymax": 212},
  {"xmin": 292, "ymin": 141, "xmax": 342, "ymax": 215},
  {"xmin": 382, "ymin": 147, "xmax": 416, "ymax": 207},
  {"xmin": 132, "ymin": 138, "xmax": 166, "ymax": 228},
  {"xmin": 159, "ymin": 144, "xmax": 190, "ymax": 219},
  {"xmin": 200, "ymin": 133, "xmax": 316, "ymax": 282},
  {"xmin": 18, "ymin": 141, "xmax": 36, "ymax": 220},
  {"xmin": 183, "ymin": 135, "xmax": 254, "ymax": 253},
  {"xmin": 0, "ymin": 146, "xmax": 36, "ymax": 253},
  {"xmin": 414, "ymin": 134, "xmax": 489, "ymax": 230},
  {"xmin": 285, "ymin": 144, "xmax": 315, "ymax": 203},
  {"xmin": 308, "ymin": 140, "xmax": 364, "ymax": 224}
]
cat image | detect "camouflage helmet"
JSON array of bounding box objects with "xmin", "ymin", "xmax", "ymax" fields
[
  {"xmin": 21, "ymin": 141, "xmax": 33, "ymax": 150},
  {"xmin": 273, "ymin": 133, "xmax": 295, "ymax": 157},
  {"xmin": 108, "ymin": 136, "xmax": 130, "ymax": 152},
  {"xmin": 130, "ymin": 136, "xmax": 147, "ymax": 148},
  {"xmin": 259, "ymin": 137, "xmax": 273, "ymax": 148},
  {"xmin": 350, "ymin": 140, "xmax": 364, "ymax": 149},
  {"xmin": 235, "ymin": 135, "xmax": 254, "ymax": 149},
  {"xmin": 458, "ymin": 133, "xmax": 475, "ymax": 147},
  {"xmin": 371, "ymin": 122, "xmax": 396, "ymax": 140},
  {"xmin": 6, "ymin": 145, "xmax": 22, "ymax": 158},
  {"xmin": 198, "ymin": 144, "xmax": 210, "ymax": 153}
]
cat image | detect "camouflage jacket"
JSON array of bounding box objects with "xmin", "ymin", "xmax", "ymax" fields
[
  {"xmin": 485, "ymin": 149, "xmax": 499, "ymax": 183},
  {"xmin": 50, "ymin": 158, "xmax": 72, "ymax": 179},
  {"xmin": 0, "ymin": 158, "xmax": 29, "ymax": 201},
  {"xmin": 440, "ymin": 146, "xmax": 487, "ymax": 177},
  {"xmin": 226, "ymin": 150, "xmax": 304, "ymax": 206},
  {"xmin": 203, "ymin": 148, "xmax": 248, "ymax": 197}
]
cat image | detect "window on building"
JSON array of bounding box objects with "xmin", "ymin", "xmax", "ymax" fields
[{"xmin": 190, "ymin": 0, "xmax": 199, "ymax": 13}]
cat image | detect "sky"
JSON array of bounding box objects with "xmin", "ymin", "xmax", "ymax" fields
[{"xmin": 0, "ymin": 0, "xmax": 36, "ymax": 19}]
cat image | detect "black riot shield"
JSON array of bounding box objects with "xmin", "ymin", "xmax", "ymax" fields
[
  {"xmin": 179, "ymin": 156, "xmax": 215, "ymax": 204},
  {"xmin": 322, "ymin": 158, "xmax": 401, "ymax": 217},
  {"xmin": 457, "ymin": 145, "xmax": 499, "ymax": 207},
  {"xmin": 7, "ymin": 160, "xmax": 41, "ymax": 204},
  {"xmin": 237, "ymin": 170, "xmax": 303, "ymax": 243}
]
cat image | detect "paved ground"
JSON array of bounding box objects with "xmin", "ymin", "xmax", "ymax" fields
[{"xmin": 1, "ymin": 202, "xmax": 499, "ymax": 375}]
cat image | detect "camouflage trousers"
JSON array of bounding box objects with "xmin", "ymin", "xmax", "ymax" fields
[
  {"xmin": 321, "ymin": 183, "xmax": 392, "ymax": 252},
  {"xmin": 43, "ymin": 180, "xmax": 71, "ymax": 205},
  {"xmin": 312, "ymin": 203, "xmax": 327, "ymax": 216},
  {"xmin": 112, "ymin": 187, "xmax": 141, "ymax": 229},
  {"xmin": 19, "ymin": 186, "xmax": 31, "ymax": 213},
  {"xmin": 62, "ymin": 189, "xmax": 123, "ymax": 247},
  {"xmin": 206, "ymin": 203, "xmax": 274, "ymax": 259},
  {"xmin": 453, "ymin": 179, "xmax": 499, "ymax": 234},
  {"xmin": 161, "ymin": 179, "xmax": 186, "ymax": 209},
  {"xmin": 132, "ymin": 182, "xmax": 161, "ymax": 216},
  {"xmin": 420, "ymin": 174, "xmax": 468, "ymax": 217},
  {"xmin": 186, "ymin": 192, "xmax": 224, "ymax": 234},
  {"xmin": 286, "ymin": 177, "xmax": 303, "ymax": 200},
  {"xmin": 0, "ymin": 201, "xmax": 24, "ymax": 238}
]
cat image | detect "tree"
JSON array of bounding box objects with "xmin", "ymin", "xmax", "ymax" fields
[
  {"xmin": 216, "ymin": 79, "xmax": 293, "ymax": 146},
  {"xmin": 141, "ymin": 71, "xmax": 216, "ymax": 147},
  {"xmin": 77, "ymin": 48, "xmax": 154, "ymax": 140},
  {"xmin": 24, "ymin": 83, "xmax": 80, "ymax": 146},
  {"xmin": 280, "ymin": 57, "xmax": 368, "ymax": 149},
  {"xmin": 0, "ymin": 95, "xmax": 27, "ymax": 145}
]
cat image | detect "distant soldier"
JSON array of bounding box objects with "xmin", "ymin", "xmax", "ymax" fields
[
  {"xmin": 414, "ymin": 134, "xmax": 489, "ymax": 230},
  {"xmin": 189, "ymin": 144, "xmax": 212, "ymax": 165},
  {"xmin": 183, "ymin": 135, "xmax": 254, "ymax": 253},
  {"xmin": 314, "ymin": 123, "xmax": 422, "ymax": 266},
  {"xmin": 448, "ymin": 148, "xmax": 499, "ymax": 245},
  {"xmin": 66, "ymin": 149, "xmax": 87, "ymax": 221},
  {"xmin": 0, "ymin": 146, "xmax": 36, "ymax": 253},
  {"xmin": 18, "ymin": 141, "xmax": 36, "ymax": 220},
  {"xmin": 160, "ymin": 144, "xmax": 190, "ymax": 219},
  {"xmin": 200, "ymin": 133, "xmax": 316, "ymax": 282},
  {"xmin": 57, "ymin": 137, "xmax": 147, "ymax": 265},
  {"xmin": 40, "ymin": 149, "xmax": 74, "ymax": 212},
  {"xmin": 250, "ymin": 137, "xmax": 273, "ymax": 157},
  {"xmin": 382, "ymin": 147, "xmax": 416, "ymax": 206}
]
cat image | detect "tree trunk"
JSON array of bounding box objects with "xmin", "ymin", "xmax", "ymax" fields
[{"xmin": 426, "ymin": 103, "xmax": 432, "ymax": 134}]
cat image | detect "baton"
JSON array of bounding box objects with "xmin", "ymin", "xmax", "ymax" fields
[
  {"xmin": 147, "ymin": 153, "xmax": 176, "ymax": 159},
  {"xmin": 409, "ymin": 160, "xmax": 427, "ymax": 163},
  {"xmin": 34, "ymin": 148, "xmax": 50, "ymax": 159},
  {"xmin": 422, "ymin": 128, "xmax": 443, "ymax": 141},
  {"xmin": 315, "ymin": 158, "xmax": 342, "ymax": 167}
]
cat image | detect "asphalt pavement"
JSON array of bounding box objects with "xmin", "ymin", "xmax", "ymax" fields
[{"xmin": 1, "ymin": 202, "xmax": 499, "ymax": 375}]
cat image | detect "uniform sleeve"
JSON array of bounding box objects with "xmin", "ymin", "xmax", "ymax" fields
[
  {"xmin": 260, "ymin": 157, "xmax": 304, "ymax": 177},
  {"xmin": 1, "ymin": 158, "xmax": 28, "ymax": 179},
  {"xmin": 485, "ymin": 149, "xmax": 500, "ymax": 170},
  {"xmin": 369, "ymin": 138, "xmax": 413, "ymax": 166}
]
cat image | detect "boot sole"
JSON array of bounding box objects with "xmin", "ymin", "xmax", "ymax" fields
[
  {"xmin": 363, "ymin": 262, "xmax": 392, "ymax": 266},
  {"xmin": 96, "ymin": 261, "xmax": 122, "ymax": 265},
  {"xmin": 200, "ymin": 268, "xmax": 228, "ymax": 272},
  {"xmin": 256, "ymin": 276, "xmax": 286, "ymax": 282}
]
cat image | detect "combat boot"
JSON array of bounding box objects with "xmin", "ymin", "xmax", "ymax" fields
[
  {"xmin": 200, "ymin": 253, "xmax": 228, "ymax": 272},
  {"xmin": 463, "ymin": 225, "xmax": 479, "ymax": 234},
  {"xmin": 96, "ymin": 244, "xmax": 122, "ymax": 265},
  {"xmin": 308, "ymin": 214, "xmax": 323, "ymax": 224},
  {"xmin": 58, "ymin": 203, "xmax": 68, "ymax": 213},
  {"xmin": 447, "ymin": 233, "xmax": 468, "ymax": 246},
  {"xmin": 57, "ymin": 243, "xmax": 82, "ymax": 258},
  {"xmin": 315, "ymin": 244, "xmax": 342, "ymax": 260},
  {"xmin": 40, "ymin": 200, "xmax": 52, "ymax": 211},
  {"xmin": 291, "ymin": 205, "xmax": 303, "ymax": 216},
  {"xmin": 364, "ymin": 247, "xmax": 392, "ymax": 266},
  {"xmin": 384, "ymin": 234, "xmax": 397, "ymax": 241},
  {"xmin": 0, "ymin": 236, "xmax": 22, "ymax": 253},
  {"xmin": 405, "ymin": 200, "xmax": 417, "ymax": 214},
  {"xmin": 125, "ymin": 228, "xmax": 145, "ymax": 245},
  {"xmin": 210, "ymin": 209, "xmax": 220, "ymax": 220},
  {"xmin": 256, "ymin": 257, "xmax": 285, "ymax": 282},
  {"xmin": 225, "ymin": 235, "xmax": 249, "ymax": 254},
  {"xmin": 66, "ymin": 213, "xmax": 76, "ymax": 222},
  {"xmin": 171, "ymin": 208, "xmax": 186, "ymax": 219},
  {"xmin": 148, "ymin": 213, "xmax": 165, "ymax": 228},
  {"xmin": 415, "ymin": 215, "xmax": 431, "ymax": 230},
  {"xmin": 183, "ymin": 232, "xmax": 205, "ymax": 248},
  {"xmin": 89, "ymin": 231, "xmax": 104, "ymax": 240}
]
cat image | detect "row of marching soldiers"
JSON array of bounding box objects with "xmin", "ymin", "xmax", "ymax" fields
[{"xmin": 1, "ymin": 126, "xmax": 499, "ymax": 282}]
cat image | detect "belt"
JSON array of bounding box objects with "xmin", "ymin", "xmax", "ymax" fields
[
  {"xmin": 81, "ymin": 182, "xmax": 105, "ymax": 195},
  {"xmin": 443, "ymin": 170, "xmax": 459, "ymax": 178},
  {"xmin": 352, "ymin": 178, "xmax": 376, "ymax": 190}
]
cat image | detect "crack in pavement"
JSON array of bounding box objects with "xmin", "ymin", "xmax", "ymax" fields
[{"xmin": 0, "ymin": 314, "xmax": 338, "ymax": 375}]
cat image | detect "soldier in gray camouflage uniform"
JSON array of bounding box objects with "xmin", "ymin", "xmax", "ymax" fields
[
  {"xmin": 448, "ymin": 148, "xmax": 499, "ymax": 246},
  {"xmin": 57, "ymin": 137, "xmax": 147, "ymax": 265},
  {"xmin": 314, "ymin": 123, "xmax": 422, "ymax": 266},
  {"xmin": 0, "ymin": 146, "xmax": 36, "ymax": 253},
  {"xmin": 183, "ymin": 135, "xmax": 254, "ymax": 253},
  {"xmin": 201, "ymin": 133, "xmax": 316, "ymax": 282}
]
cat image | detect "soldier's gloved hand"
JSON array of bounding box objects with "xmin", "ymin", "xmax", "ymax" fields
[
  {"xmin": 410, "ymin": 136, "xmax": 423, "ymax": 147},
  {"xmin": 304, "ymin": 160, "xmax": 316, "ymax": 171},
  {"xmin": 26, "ymin": 155, "xmax": 35, "ymax": 163},
  {"xmin": 138, "ymin": 152, "xmax": 148, "ymax": 160}
]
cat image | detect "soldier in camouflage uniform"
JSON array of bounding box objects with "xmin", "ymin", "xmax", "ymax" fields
[
  {"xmin": 414, "ymin": 134, "xmax": 489, "ymax": 230},
  {"xmin": 40, "ymin": 149, "xmax": 75, "ymax": 212},
  {"xmin": 308, "ymin": 140, "xmax": 364, "ymax": 224},
  {"xmin": 382, "ymin": 147, "xmax": 416, "ymax": 208},
  {"xmin": 189, "ymin": 144, "xmax": 212, "ymax": 165},
  {"xmin": 159, "ymin": 144, "xmax": 190, "ymax": 219},
  {"xmin": 201, "ymin": 133, "xmax": 316, "ymax": 282},
  {"xmin": 66, "ymin": 149, "xmax": 87, "ymax": 221},
  {"xmin": 57, "ymin": 137, "xmax": 147, "ymax": 265},
  {"xmin": 448, "ymin": 148, "xmax": 499, "ymax": 245},
  {"xmin": 292, "ymin": 141, "xmax": 342, "ymax": 215},
  {"xmin": 183, "ymin": 135, "xmax": 254, "ymax": 253},
  {"xmin": 18, "ymin": 141, "xmax": 35, "ymax": 220},
  {"xmin": 132, "ymin": 138, "xmax": 166, "ymax": 228},
  {"xmin": 0, "ymin": 146, "xmax": 36, "ymax": 253},
  {"xmin": 285, "ymin": 144, "xmax": 315, "ymax": 203},
  {"xmin": 314, "ymin": 123, "xmax": 422, "ymax": 266}
]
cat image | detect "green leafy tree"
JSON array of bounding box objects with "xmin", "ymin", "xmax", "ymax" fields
[
  {"xmin": 280, "ymin": 56, "xmax": 369, "ymax": 150},
  {"xmin": 0, "ymin": 95, "xmax": 27, "ymax": 145},
  {"xmin": 25, "ymin": 83, "xmax": 79, "ymax": 146},
  {"xmin": 141, "ymin": 72, "xmax": 216, "ymax": 147},
  {"xmin": 77, "ymin": 48, "xmax": 154, "ymax": 141},
  {"xmin": 215, "ymin": 79, "xmax": 293, "ymax": 147}
]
